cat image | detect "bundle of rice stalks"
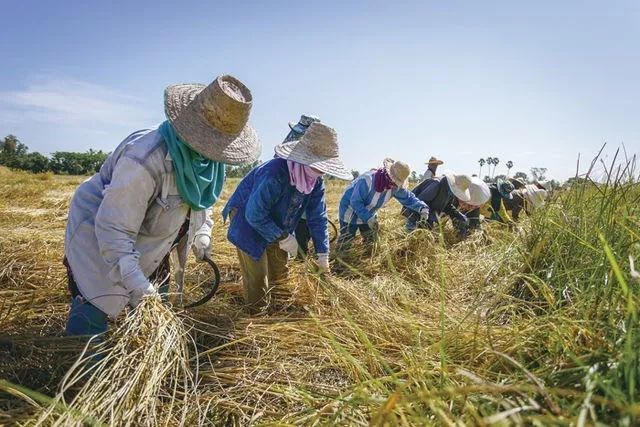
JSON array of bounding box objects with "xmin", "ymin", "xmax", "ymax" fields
[{"xmin": 31, "ymin": 297, "xmax": 200, "ymax": 426}]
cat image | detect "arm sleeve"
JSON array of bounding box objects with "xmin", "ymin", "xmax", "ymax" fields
[
  {"xmin": 349, "ymin": 178, "xmax": 374, "ymax": 223},
  {"xmin": 94, "ymin": 157, "xmax": 155, "ymax": 292},
  {"xmin": 444, "ymin": 202, "xmax": 466, "ymax": 222},
  {"xmin": 394, "ymin": 187, "xmax": 429, "ymax": 213},
  {"xmin": 305, "ymin": 180, "xmax": 330, "ymax": 255},
  {"xmin": 245, "ymin": 176, "xmax": 285, "ymax": 243}
]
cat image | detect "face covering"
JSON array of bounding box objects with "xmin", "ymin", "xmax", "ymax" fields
[
  {"xmin": 287, "ymin": 160, "xmax": 323, "ymax": 194},
  {"xmin": 158, "ymin": 121, "xmax": 225, "ymax": 211},
  {"xmin": 373, "ymin": 168, "xmax": 396, "ymax": 192}
]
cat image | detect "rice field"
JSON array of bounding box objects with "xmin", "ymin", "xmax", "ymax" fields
[{"xmin": 0, "ymin": 163, "xmax": 639, "ymax": 426}]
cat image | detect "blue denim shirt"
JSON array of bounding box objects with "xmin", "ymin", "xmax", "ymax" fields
[{"xmin": 222, "ymin": 158, "xmax": 329, "ymax": 260}]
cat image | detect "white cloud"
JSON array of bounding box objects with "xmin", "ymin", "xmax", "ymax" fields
[{"xmin": 0, "ymin": 77, "xmax": 156, "ymax": 128}]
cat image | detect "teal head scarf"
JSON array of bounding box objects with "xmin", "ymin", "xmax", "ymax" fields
[{"xmin": 158, "ymin": 121, "xmax": 225, "ymax": 211}]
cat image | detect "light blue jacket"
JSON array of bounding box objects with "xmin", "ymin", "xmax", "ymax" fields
[
  {"xmin": 339, "ymin": 171, "xmax": 428, "ymax": 224},
  {"xmin": 64, "ymin": 129, "xmax": 213, "ymax": 317}
]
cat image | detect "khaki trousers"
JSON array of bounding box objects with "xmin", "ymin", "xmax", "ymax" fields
[{"xmin": 237, "ymin": 243, "xmax": 289, "ymax": 314}]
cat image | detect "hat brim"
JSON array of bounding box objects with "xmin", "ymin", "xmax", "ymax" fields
[
  {"xmin": 468, "ymin": 176, "xmax": 491, "ymax": 206},
  {"xmin": 165, "ymin": 84, "xmax": 261, "ymax": 165},
  {"xmin": 288, "ymin": 122, "xmax": 308, "ymax": 134},
  {"xmin": 383, "ymin": 158, "xmax": 408, "ymax": 188},
  {"xmin": 426, "ymin": 160, "xmax": 444, "ymax": 165},
  {"xmin": 274, "ymin": 141, "xmax": 352, "ymax": 180},
  {"xmin": 443, "ymin": 172, "xmax": 472, "ymax": 203}
]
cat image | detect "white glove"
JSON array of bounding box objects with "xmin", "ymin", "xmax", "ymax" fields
[
  {"xmin": 317, "ymin": 253, "xmax": 330, "ymax": 274},
  {"xmin": 193, "ymin": 235, "xmax": 211, "ymax": 261},
  {"xmin": 278, "ymin": 234, "xmax": 299, "ymax": 258},
  {"xmin": 367, "ymin": 216, "xmax": 378, "ymax": 230},
  {"xmin": 129, "ymin": 282, "xmax": 157, "ymax": 308},
  {"xmin": 419, "ymin": 207, "xmax": 430, "ymax": 221}
]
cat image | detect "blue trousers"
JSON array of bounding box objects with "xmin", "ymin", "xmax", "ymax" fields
[
  {"xmin": 336, "ymin": 220, "xmax": 375, "ymax": 251},
  {"xmin": 65, "ymin": 295, "xmax": 109, "ymax": 336}
]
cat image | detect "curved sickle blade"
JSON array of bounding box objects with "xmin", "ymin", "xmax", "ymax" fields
[{"xmin": 184, "ymin": 255, "xmax": 221, "ymax": 309}]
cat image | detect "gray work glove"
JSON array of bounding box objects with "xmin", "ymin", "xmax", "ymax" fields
[
  {"xmin": 193, "ymin": 235, "xmax": 212, "ymax": 261},
  {"xmin": 278, "ymin": 234, "xmax": 299, "ymax": 258},
  {"xmin": 317, "ymin": 253, "xmax": 330, "ymax": 274},
  {"xmin": 129, "ymin": 282, "xmax": 157, "ymax": 308}
]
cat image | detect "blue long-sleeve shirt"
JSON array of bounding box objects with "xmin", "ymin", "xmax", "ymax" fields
[
  {"xmin": 339, "ymin": 171, "xmax": 427, "ymax": 224},
  {"xmin": 223, "ymin": 158, "xmax": 329, "ymax": 260}
]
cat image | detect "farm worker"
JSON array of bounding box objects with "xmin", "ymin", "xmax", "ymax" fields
[
  {"xmin": 523, "ymin": 184, "xmax": 548, "ymax": 214},
  {"xmin": 338, "ymin": 159, "xmax": 430, "ymax": 249},
  {"xmin": 453, "ymin": 176, "xmax": 492, "ymax": 230},
  {"xmin": 509, "ymin": 177, "xmax": 527, "ymax": 189},
  {"xmin": 283, "ymin": 114, "xmax": 321, "ymax": 257},
  {"xmin": 423, "ymin": 156, "xmax": 444, "ymax": 180},
  {"xmin": 479, "ymin": 179, "xmax": 516, "ymax": 224},
  {"xmin": 503, "ymin": 188, "xmax": 527, "ymax": 221},
  {"xmin": 222, "ymin": 122, "xmax": 351, "ymax": 314},
  {"xmin": 63, "ymin": 75, "xmax": 260, "ymax": 336},
  {"xmin": 403, "ymin": 173, "xmax": 471, "ymax": 236}
]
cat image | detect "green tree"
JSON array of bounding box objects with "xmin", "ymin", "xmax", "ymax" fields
[{"xmin": 530, "ymin": 167, "xmax": 548, "ymax": 182}]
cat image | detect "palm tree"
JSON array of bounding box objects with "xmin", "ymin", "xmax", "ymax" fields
[
  {"xmin": 506, "ymin": 160, "xmax": 514, "ymax": 177},
  {"xmin": 478, "ymin": 158, "xmax": 486, "ymax": 177},
  {"xmin": 492, "ymin": 157, "xmax": 500, "ymax": 178},
  {"xmin": 485, "ymin": 157, "xmax": 493, "ymax": 179}
]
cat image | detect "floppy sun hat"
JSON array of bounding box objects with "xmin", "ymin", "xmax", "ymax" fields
[
  {"xmin": 383, "ymin": 158, "xmax": 411, "ymax": 188},
  {"xmin": 274, "ymin": 122, "xmax": 352, "ymax": 180},
  {"xmin": 525, "ymin": 184, "xmax": 548, "ymax": 209},
  {"xmin": 426, "ymin": 156, "xmax": 444, "ymax": 166},
  {"xmin": 164, "ymin": 74, "xmax": 261, "ymax": 165},
  {"xmin": 443, "ymin": 172, "xmax": 473, "ymax": 203},
  {"xmin": 468, "ymin": 176, "xmax": 491, "ymax": 206}
]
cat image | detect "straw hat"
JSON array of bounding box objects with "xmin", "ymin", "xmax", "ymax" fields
[
  {"xmin": 524, "ymin": 184, "xmax": 548, "ymax": 209},
  {"xmin": 468, "ymin": 176, "xmax": 491, "ymax": 206},
  {"xmin": 443, "ymin": 172, "xmax": 473, "ymax": 203},
  {"xmin": 164, "ymin": 74, "xmax": 260, "ymax": 165},
  {"xmin": 509, "ymin": 177, "xmax": 526, "ymax": 189},
  {"xmin": 289, "ymin": 114, "xmax": 320, "ymax": 134},
  {"xmin": 274, "ymin": 122, "xmax": 351, "ymax": 180},
  {"xmin": 383, "ymin": 158, "xmax": 411, "ymax": 188},
  {"xmin": 425, "ymin": 156, "xmax": 444, "ymax": 166}
]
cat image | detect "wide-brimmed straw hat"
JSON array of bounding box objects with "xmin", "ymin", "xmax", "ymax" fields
[
  {"xmin": 383, "ymin": 158, "xmax": 411, "ymax": 188},
  {"xmin": 524, "ymin": 184, "xmax": 548, "ymax": 209},
  {"xmin": 164, "ymin": 74, "xmax": 261, "ymax": 165},
  {"xmin": 426, "ymin": 156, "xmax": 444, "ymax": 166},
  {"xmin": 443, "ymin": 172, "xmax": 473, "ymax": 203},
  {"xmin": 289, "ymin": 114, "xmax": 320, "ymax": 134},
  {"xmin": 274, "ymin": 122, "xmax": 351, "ymax": 180},
  {"xmin": 468, "ymin": 176, "xmax": 491, "ymax": 206}
]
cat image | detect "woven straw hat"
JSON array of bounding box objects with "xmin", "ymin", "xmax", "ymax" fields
[
  {"xmin": 426, "ymin": 156, "xmax": 444, "ymax": 166},
  {"xmin": 274, "ymin": 122, "xmax": 351, "ymax": 180},
  {"xmin": 524, "ymin": 184, "xmax": 547, "ymax": 209},
  {"xmin": 443, "ymin": 172, "xmax": 473, "ymax": 203},
  {"xmin": 468, "ymin": 176, "xmax": 491, "ymax": 206},
  {"xmin": 383, "ymin": 158, "xmax": 411, "ymax": 188},
  {"xmin": 164, "ymin": 75, "xmax": 261, "ymax": 165}
]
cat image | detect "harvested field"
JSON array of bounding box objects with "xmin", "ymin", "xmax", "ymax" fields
[{"xmin": 0, "ymin": 165, "xmax": 639, "ymax": 425}]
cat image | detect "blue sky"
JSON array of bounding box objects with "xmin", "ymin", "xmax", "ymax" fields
[{"xmin": 1, "ymin": 0, "xmax": 638, "ymax": 181}]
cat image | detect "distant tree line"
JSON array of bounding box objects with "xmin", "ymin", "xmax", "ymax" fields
[{"xmin": 0, "ymin": 134, "xmax": 109, "ymax": 175}]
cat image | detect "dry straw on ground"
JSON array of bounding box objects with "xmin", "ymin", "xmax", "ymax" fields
[{"xmin": 1, "ymin": 161, "xmax": 639, "ymax": 425}]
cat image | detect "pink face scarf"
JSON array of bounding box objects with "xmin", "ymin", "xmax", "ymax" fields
[
  {"xmin": 287, "ymin": 160, "xmax": 323, "ymax": 194},
  {"xmin": 373, "ymin": 168, "xmax": 396, "ymax": 192}
]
